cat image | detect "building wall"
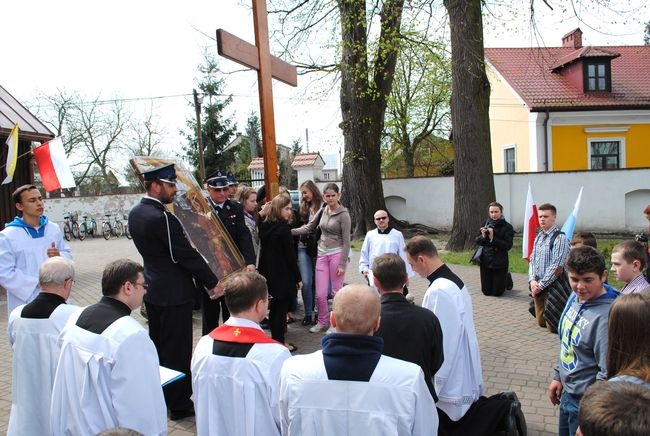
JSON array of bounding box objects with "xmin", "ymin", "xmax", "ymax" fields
[
  {"xmin": 486, "ymin": 66, "xmax": 533, "ymax": 173},
  {"xmin": 40, "ymin": 169, "xmax": 650, "ymax": 234}
]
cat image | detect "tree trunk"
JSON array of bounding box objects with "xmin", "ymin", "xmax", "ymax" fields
[
  {"xmin": 444, "ymin": 0, "xmax": 496, "ymax": 251},
  {"xmin": 338, "ymin": 0, "xmax": 404, "ymax": 238}
]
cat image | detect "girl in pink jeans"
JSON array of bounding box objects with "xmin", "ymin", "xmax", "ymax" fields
[{"xmin": 292, "ymin": 183, "xmax": 351, "ymax": 332}]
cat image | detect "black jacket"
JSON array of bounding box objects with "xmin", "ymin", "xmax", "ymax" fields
[
  {"xmin": 128, "ymin": 198, "xmax": 218, "ymax": 306},
  {"xmin": 210, "ymin": 198, "xmax": 256, "ymax": 266},
  {"xmin": 374, "ymin": 293, "xmax": 444, "ymax": 401},
  {"xmin": 475, "ymin": 218, "xmax": 514, "ymax": 269},
  {"xmin": 258, "ymin": 220, "xmax": 301, "ymax": 300}
]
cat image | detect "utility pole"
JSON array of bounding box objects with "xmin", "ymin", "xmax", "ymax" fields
[{"xmin": 193, "ymin": 89, "xmax": 206, "ymax": 183}]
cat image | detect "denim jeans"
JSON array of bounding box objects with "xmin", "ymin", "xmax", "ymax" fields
[
  {"xmin": 297, "ymin": 245, "xmax": 315, "ymax": 316},
  {"xmin": 558, "ymin": 391, "xmax": 582, "ymax": 436},
  {"xmin": 314, "ymin": 251, "xmax": 345, "ymax": 326}
]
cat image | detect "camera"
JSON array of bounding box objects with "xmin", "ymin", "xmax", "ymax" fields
[
  {"xmin": 484, "ymin": 223, "xmax": 494, "ymax": 230},
  {"xmin": 635, "ymin": 233, "xmax": 648, "ymax": 243}
]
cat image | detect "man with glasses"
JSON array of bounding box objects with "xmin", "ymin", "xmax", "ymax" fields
[
  {"xmin": 0, "ymin": 184, "xmax": 71, "ymax": 315},
  {"xmin": 192, "ymin": 272, "xmax": 290, "ymax": 436},
  {"xmin": 51, "ymin": 259, "xmax": 167, "ymax": 435},
  {"xmin": 7, "ymin": 256, "xmax": 79, "ymax": 436},
  {"xmin": 204, "ymin": 174, "xmax": 256, "ymax": 334},
  {"xmin": 129, "ymin": 163, "xmax": 219, "ymax": 421},
  {"xmin": 358, "ymin": 209, "xmax": 413, "ymax": 295}
]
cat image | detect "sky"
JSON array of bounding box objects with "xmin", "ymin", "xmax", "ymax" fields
[{"xmin": 2, "ymin": 0, "xmax": 648, "ymax": 171}]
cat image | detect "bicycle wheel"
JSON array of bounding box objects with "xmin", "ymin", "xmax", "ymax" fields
[
  {"xmin": 78, "ymin": 223, "xmax": 87, "ymax": 241},
  {"xmin": 102, "ymin": 222, "xmax": 111, "ymax": 240},
  {"xmin": 115, "ymin": 221, "xmax": 125, "ymax": 238},
  {"xmin": 125, "ymin": 224, "xmax": 132, "ymax": 240},
  {"xmin": 90, "ymin": 221, "xmax": 97, "ymax": 238},
  {"xmin": 72, "ymin": 222, "xmax": 80, "ymax": 239},
  {"xmin": 63, "ymin": 223, "xmax": 72, "ymax": 241}
]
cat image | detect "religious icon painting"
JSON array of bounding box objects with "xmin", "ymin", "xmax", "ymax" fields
[{"xmin": 130, "ymin": 156, "xmax": 246, "ymax": 280}]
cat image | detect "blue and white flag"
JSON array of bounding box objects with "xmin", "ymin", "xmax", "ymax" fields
[{"xmin": 561, "ymin": 187, "xmax": 583, "ymax": 242}]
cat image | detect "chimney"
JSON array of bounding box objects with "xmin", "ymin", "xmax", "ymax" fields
[{"xmin": 562, "ymin": 28, "xmax": 583, "ymax": 49}]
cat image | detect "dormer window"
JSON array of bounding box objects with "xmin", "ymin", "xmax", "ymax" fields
[{"xmin": 584, "ymin": 61, "xmax": 611, "ymax": 92}]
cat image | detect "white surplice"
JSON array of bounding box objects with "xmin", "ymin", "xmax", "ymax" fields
[
  {"xmin": 7, "ymin": 303, "xmax": 79, "ymax": 436},
  {"xmin": 50, "ymin": 310, "xmax": 167, "ymax": 436},
  {"xmin": 191, "ymin": 317, "xmax": 291, "ymax": 436},
  {"xmin": 358, "ymin": 228, "xmax": 414, "ymax": 287},
  {"xmin": 279, "ymin": 351, "xmax": 438, "ymax": 436},
  {"xmin": 422, "ymin": 277, "xmax": 484, "ymax": 421},
  {"xmin": 0, "ymin": 221, "xmax": 71, "ymax": 314}
]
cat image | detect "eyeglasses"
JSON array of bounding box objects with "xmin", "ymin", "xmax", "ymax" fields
[
  {"xmin": 374, "ymin": 216, "xmax": 388, "ymax": 221},
  {"xmin": 131, "ymin": 281, "xmax": 149, "ymax": 290}
]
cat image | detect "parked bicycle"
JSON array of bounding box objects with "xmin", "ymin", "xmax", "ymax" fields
[
  {"xmin": 62, "ymin": 212, "xmax": 80, "ymax": 241},
  {"xmin": 78, "ymin": 214, "xmax": 98, "ymax": 240},
  {"xmin": 102, "ymin": 212, "xmax": 124, "ymax": 240},
  {"xmin": 121, "ymin": 213, "xmax": 132, "ymax": 240}
]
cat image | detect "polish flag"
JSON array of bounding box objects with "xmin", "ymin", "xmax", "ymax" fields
[
  {"xmin": 522, "ymin": 182, "xmax": 540, "ymax": 262},
  {"xmin": 33, "ymin": 137, "xmax": 76, "ymax": 192}
]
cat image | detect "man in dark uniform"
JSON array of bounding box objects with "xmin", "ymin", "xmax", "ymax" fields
[
  {"xmin": 226, "ymin": 171, "xmax": 239, "ymax": 200},
  {"xmin": 204, "ymin": 174, "xmax": 256, "ymax": 334},
  {"xmin": 372, "ymin": 253, "xmax": 444, "ymax": 402},
  {"xmin": 128, "ymin": 163, "xmax": 219, "ymax": 421}
]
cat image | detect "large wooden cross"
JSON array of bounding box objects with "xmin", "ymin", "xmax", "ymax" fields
[{"xmin": 217, "ymin": 0, "xmax": 297, "ymax": 199}]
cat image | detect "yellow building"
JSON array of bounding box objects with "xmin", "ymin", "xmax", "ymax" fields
[{"xmin": 485, "ymin": 28, "xmax": 650, "ymax": 173}]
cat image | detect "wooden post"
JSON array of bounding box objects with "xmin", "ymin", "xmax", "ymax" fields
[{"xmin": 216, "ymin": 0, "xmax": 297, "ymax": 199}]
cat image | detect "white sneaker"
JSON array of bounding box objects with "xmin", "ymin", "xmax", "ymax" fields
[
  {"xmin": 405, "ymin": 294, "xmax": 415, "ymax": 304},
  {"xmin": 309, "ymin": 323, "xmax": 327, "ymax": 333},
  {"xmin": 326, "ymin": 326, "xmax": 336, "ymax": 335}
]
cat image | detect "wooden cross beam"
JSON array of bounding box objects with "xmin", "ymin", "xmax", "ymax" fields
[{"xmin": 216, "ymin": 0, "xmax": 297, "ymax": 199}]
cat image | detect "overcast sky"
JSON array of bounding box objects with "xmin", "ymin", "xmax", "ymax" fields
[{"xmin": 2, "ymin": 0, "xmax": 647, "ymax": 166}]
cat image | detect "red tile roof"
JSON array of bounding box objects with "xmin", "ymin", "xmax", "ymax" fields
[
  {"xmin": 485, "ymin": 45, "xmax": 650, "ymax": 111},
  {"xmin": 247, "ymin": 157, "xmax": 265, "ymax": 170},
  {"xmin": 291, "ymin": 152, "xmax": 325, "ymax": 168}
]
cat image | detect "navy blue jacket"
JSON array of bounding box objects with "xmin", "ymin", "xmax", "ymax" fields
[{"xmin": 129, "ymin": 198, "xmax": 218, "ymax": 306}]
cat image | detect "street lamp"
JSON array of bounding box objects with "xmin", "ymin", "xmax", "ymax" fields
[{"xmin": 193, "ymin": 89, "xmax": 206, "ymax": 183}]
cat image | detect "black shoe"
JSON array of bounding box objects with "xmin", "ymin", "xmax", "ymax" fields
[
  {"xmin": 170, "ymin": 406, "xmax": 195, "ymax": 421},
  {"xmin": 260, "ymin": 318, "xmax": 270, "ymax": 330},
  {"xmin": 506, "ymin": 272, "xmax": 514, "ymax": 291},
  {"xmin": 301, "ymin": 315, "xmax": 313, "ymax": 326}
]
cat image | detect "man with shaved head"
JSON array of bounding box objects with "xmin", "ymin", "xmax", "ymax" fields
[
  {"xmin": 359, "ymin": 209, "xmax": 413, "ymax": 294},
  {"xmin": 279, "ymin": 284, "xmax": 438, "ymax": 435}
]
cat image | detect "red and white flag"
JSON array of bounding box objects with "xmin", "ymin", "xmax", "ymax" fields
[
  {"xmin": 522, "ymin": 182, "xmax": 540, "ymax": 262},
  {"xmin": 33, "ymin": 137, "xmax": 76, "ymax": 192}
]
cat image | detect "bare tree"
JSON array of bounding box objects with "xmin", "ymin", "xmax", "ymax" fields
[{"xmin": 128, "ymin": 103, "xmax": 165, "ymax": 157}]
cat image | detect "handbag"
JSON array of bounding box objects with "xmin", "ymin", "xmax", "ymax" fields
[
  {"xmin": 543, "ymin": 270, "xmax": 573, "ymax": 334},
  {"xmin": 470, "ymin": 246, "xmax": 483, "ymax": 265}
]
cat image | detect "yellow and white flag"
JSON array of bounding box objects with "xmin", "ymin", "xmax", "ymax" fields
[{"xmin": 2, "ymin": 123, "xmax": 19, "ymax": 184}]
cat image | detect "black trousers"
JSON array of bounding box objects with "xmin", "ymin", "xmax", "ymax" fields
[
  {"xmin": 269, "ymin": 296, "xmax": 291, "ymax": 343},
  {"xmin": 201, "ymin": 292, "xmax": 230, "ymax": 335},
  {"xmin": 145, "ymin": 301, "xmax": 194, "ymax": 413},
  {"xmin": 437, "ymin": 394, "xmax": 511, "ymax": 436},
  {"xmin": 479, "ymin": 265, "xmax": 508, "ymax": 296}
]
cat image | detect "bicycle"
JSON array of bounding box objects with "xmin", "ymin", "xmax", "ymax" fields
[
  {"xmin": 121, "ymin": 213, "xmax": 132, "ymax": 240},
  {"xmin": 102, "ymin": 212, "xmax": 124, "ymax": 240},
  {"xmin": 62, "ymin": 212, "xmax": 80, "ymax": 241},
  {"xmin": 78, "ymin": 214, "xmax": 98, "ymax": 240}
]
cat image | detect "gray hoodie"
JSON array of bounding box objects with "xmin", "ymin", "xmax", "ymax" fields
[{"xmin": 553, "ymin": 284, "xmax": 619, "ymax": 396}]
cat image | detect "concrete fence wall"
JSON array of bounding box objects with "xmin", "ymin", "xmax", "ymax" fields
[{"xmin": 39, "ymin": 168, "xmax": 650, "ymax": 233}]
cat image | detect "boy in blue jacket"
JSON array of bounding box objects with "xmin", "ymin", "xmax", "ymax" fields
[{"xmin": 548, "ymin": 246, "xmax": 618, "ymax": 436}]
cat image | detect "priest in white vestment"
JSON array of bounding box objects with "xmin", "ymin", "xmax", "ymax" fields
[
  {"xmin": 192, "ymin": 272, "xmax": 291, "ymax": 436},
  {"xmin": 50, "ymin": 259, "xmax": 167, "ymax": 436},
  {"xmin": 279, "ymin": 284, "xmax": 438, "ymax": 436},
  {"xmin": 7, "ymin": 257, "xmax": 78, "ymax": 436},
  {"xmin": 358, "ymin": 210, "xmax": 413, "ymax": 290}
]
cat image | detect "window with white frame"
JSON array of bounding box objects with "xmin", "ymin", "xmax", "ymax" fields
[
  {"xmin": 588, "ymin": 138, "xmax": 624, "ymax": 169},
  {"xmin": 503, "ymin": 146, "xmax": 516, "ymax": 173}
]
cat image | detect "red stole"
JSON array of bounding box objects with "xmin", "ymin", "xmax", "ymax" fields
[{"xmin": 209, "ymin": 323, "xmax": 279, "ymax": 344}]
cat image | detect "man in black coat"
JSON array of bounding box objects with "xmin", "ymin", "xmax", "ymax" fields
[
  {"xmin": 204, "ymin": 174, "xmax": 256, "ymax": 334},
  {"xmin": 128, "ymin": 164, "xmax": 219, "ymax": 421},
  {"xmin": 372, "ymin": 253, "xmax": 444, "ymax": 401}
]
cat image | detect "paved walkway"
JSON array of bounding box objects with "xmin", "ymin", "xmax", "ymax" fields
[{"xmin": 0, "ymin": 237, "xmax": 560, "ymax": 435}]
